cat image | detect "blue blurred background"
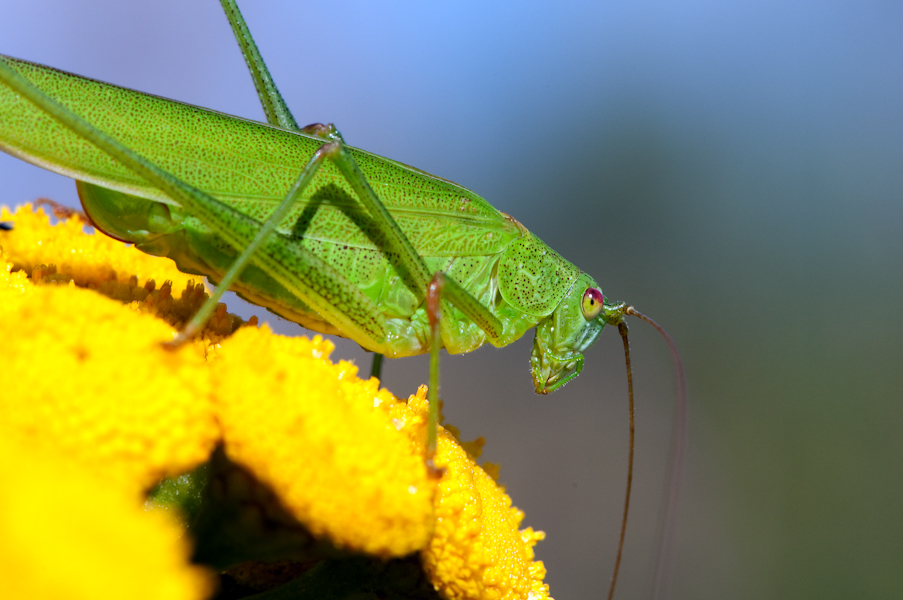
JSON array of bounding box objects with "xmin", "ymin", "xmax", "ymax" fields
[{"xmin": 2, "ymin": 1, "xmax": 902, "ymax": 598}]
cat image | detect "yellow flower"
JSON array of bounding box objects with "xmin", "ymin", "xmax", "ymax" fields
[
  {"xmin": 407, "ymin": 392, "xmax": 552, "ymax": 600},
  {"xmin": 212, "ymin": 327, "xmax": 436, "ymax": 558},
  {"xmin": 1, "ymin": 203, "xmax": 552, "ymax": 599},
  {"xmin": 0, "ymin": 259, "xmax": 220, "ymax": 493},
  {"xmin": 0, "ymin": 437, "xmax": 214, "ymax": 600},
  {"xmin": 0, "ymin": 204, "xmax": 246, "ymax": 339},
  {"xmin": 0, "ymin": 203, "xmax": 199, "ymax": 301}
]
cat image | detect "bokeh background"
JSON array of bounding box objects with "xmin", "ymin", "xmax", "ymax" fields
[{"xmin": 2, "ymin": 1, "xmax": 901, "ymax": 598}]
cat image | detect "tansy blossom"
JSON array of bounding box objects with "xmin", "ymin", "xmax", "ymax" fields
[
  {"xmin": 211, "ymin": 328, "xmax": 436, "ymax": 558},
  {"xmin": 0, "ymin": 436, "xmax": 214, "ymax": 600},
  {"xmin": 0, "ymin": 204, "xmax": 553, "ymax": 600},
  {"xmin": 0, "ymin": 256, "xmax": 219, "ymax": 493}
]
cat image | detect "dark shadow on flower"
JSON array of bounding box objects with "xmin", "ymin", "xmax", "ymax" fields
[
  {"xmin": 188, "ymin": 446, "xmax": 348, "ymax": 570},
  {"xmin": 160, "ymin": 447, "xmax": 443, "ymax": 600}
]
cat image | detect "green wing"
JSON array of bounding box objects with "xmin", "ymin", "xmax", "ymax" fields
[{"xmin": 0, "ymin": 57, "xmax": 521, "ymax": 260}]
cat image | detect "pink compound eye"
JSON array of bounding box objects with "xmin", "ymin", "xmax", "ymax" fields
[{"xmin": 581, "ymin": 287, "xmax": 604, "ymax": 320}]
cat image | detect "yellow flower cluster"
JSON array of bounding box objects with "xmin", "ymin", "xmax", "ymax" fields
[
  {"xmin": 213, "ymin": 330, "xmax": 435, "ymax": 558},
  {"xmin": 2, "ymin": 204, "xmax": 245, "ymax": 339},
  {"xmin": 0, "ymin": 437, "xmax": 214, "ymax": 600},
  {"xmin": 412, "ymin": 390, "xmax": 551, "ymax": 600},
  {"xmin": 0, "ymin": 265, "xmax": 219, "ymax": 492},
  {"xmin": 0, "ymin": 204, "xmax": 552, "ymax": 600}
]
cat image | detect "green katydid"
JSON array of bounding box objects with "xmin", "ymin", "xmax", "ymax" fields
[{"xmin": 0, "ymin": 1, "xmax": 687, "ymax": 597}]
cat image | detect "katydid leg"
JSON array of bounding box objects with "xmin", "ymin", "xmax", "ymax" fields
[
  {"xmin": 173, "ymin": 142, "xmax": 334, "ymax": 343},
  {"xmin": 423, "ymin": 271, "xmax": 506, "ymax": 465},
  {"xmin": 426, "ymin": 275, "xmax": 443, "ymax": 465},
  {"xmin": 326, "ymin": 145, "xmax": 431, "ymax": 292},
  {"xmin": 34, "ymin": 197, "xmax": 88, "ymax": 222},
  {"xmin": 300, "ymin": 123, "xmax": 345, "ymax": 144},
  {"xmin": 218, "ymin": 0, "xmax": 344, "ymax": 149},
  {"xmin": 299, "ymin": 133, "xmax": 375, "ymax": 375},
  {"xmin": 218, "ymin": 0, "xmax": 299, "ymax": 131},
  {"xmin": 369, "ymin": 353, "xmax": 384, "ymax": 380},
  {"xmin": 370, "ymin": 352, "xmax": 385, "ymax": 381},
  {"xmin": 220, "ymin": 0, "xmax": 379, "ymax": 376}
]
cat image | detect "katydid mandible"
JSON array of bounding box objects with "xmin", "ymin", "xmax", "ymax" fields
[{"xmin": 0, "ymin": 1, "xmax": 687, "ymax": 597}]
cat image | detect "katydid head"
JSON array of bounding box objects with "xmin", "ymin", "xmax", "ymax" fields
[{"xmin": 530, "ymin": 273, "xmax": 627, "ymax": 394}]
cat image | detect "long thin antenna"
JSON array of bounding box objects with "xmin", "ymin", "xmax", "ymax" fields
[
  {"xmin": 625, "ymin": 306, "xmax": 688, "ymax": 600},
  {"xmin": 608, "ymin": 321, "xmax": 636, "ymax": 600}
]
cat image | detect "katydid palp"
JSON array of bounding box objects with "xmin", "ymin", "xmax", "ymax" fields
[{"xmin": 0, "ymin": 2, "xmax": 687, "ymax": 598}]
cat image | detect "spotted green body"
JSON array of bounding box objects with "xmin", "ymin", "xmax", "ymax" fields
[
  {"xmin": 0, "ymin": 6, "xmax": 686, "ymax": 595},
  {"xmin": 0, "ymin": 57, "xmax": 609, "ymax": 389}
]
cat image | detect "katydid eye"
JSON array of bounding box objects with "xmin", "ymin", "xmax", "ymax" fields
[{"xmin": 581, "ymin": 287, "xmax": 604, "ymax": 320}]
